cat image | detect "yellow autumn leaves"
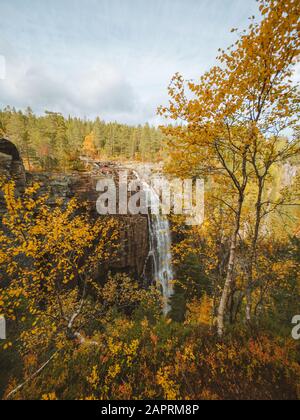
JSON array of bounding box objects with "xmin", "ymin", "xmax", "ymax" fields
[{"xmin": 0, "ymin": 179, "xmax": 119, "ymax": 352}]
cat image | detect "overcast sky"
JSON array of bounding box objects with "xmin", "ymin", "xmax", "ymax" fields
[{"xmin": 0, "ymin": 0, "xmax": 264, "ymax": 125}]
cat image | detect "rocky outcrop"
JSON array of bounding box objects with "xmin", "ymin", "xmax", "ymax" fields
[
  {"xmin": 0, "ymin": 139, "xmax": 150, "ymax": 281},
  {"xmin": 0, "ymin": 138, "xmax": 26, "ymax": 192},
  {"xmin": 0, "ymin": 152, "xmax": 11, "ymax": 178}
]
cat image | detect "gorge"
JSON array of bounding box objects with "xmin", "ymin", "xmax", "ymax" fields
[{"xmin": 0, "ymin": 138, "xmax": 174, "ymax": 309}]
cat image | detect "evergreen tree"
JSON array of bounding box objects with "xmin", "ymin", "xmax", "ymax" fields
[{"xmin": 0, "ymin": 108, "xmax": 164, "ymax": 169}]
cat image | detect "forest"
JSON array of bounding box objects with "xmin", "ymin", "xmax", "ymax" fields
[
  {"xmin": 0, "ymin": 0, "xmax": 300, "ymax": 401},
  {"xmin": 0, "ymin": 108, "xmax": 164, "ymax": 170}
]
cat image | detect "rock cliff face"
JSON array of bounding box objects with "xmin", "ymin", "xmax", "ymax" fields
[
  {"xmin": 0, "ymin": 138, "xmax": 27, "ymax": 192},
  {"xmin": 27, "ymin": 171, "xmax": 150, "ymax": 280},
  {"xmin": 0, "ymin": 139, "xmax": 150, "ymax": 281}
]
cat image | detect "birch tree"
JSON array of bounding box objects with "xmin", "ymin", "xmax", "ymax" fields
[{"xmin": 159, "ymin": 0, "xmax": 300, "ymax": 336}]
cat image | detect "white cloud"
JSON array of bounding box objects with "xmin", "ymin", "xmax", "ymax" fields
[
  {"xmin": 0, "ymin": 53, "xmax": 142, "ymax": 122},
  {"xmin": 0, "ymin": 0, "xmax": 261, "ymax": 124}
]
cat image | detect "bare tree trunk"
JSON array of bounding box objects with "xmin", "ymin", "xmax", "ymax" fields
[
  {"xmin": 245, "ymin": 288, "xmax": 252, "ymax": 322},
  {"xmin": 217, "ymin": 196, "xmax": 243, "ymax": 337},
  {"xmin": 215, "ymin": 141, "xmax": 249, "ymax": 337},
  {"xmin": 246, "ymin": 175, "xmax": 264, "ymax": 322}
]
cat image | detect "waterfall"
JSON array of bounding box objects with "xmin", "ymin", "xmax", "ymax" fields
[
  {"xmin": 133, "ymin": 169, "xmax": 174, "ymax": 314},
  {"xmin": 147, "ymin": 187, "xmax": 174, "ymax": 315}
]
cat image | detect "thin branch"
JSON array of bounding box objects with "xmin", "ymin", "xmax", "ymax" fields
[{"xmin": 5, "ymin": 351, "xmax": 60, "ymax": 400}]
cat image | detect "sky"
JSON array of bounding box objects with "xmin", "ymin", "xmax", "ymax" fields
[{"xmin": 0, "ymin": 0, "xmax": 266, "ymax": 125}]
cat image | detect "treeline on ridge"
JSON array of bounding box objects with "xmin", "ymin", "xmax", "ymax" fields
[{"xmin": 0, "ymin": 107, "xmax": 165, "ymax": 171}]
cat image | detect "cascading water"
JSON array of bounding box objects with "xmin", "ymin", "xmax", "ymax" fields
[{"xmin": 133, "ymin": 169, "xmax": 174, "ymax": 314}]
